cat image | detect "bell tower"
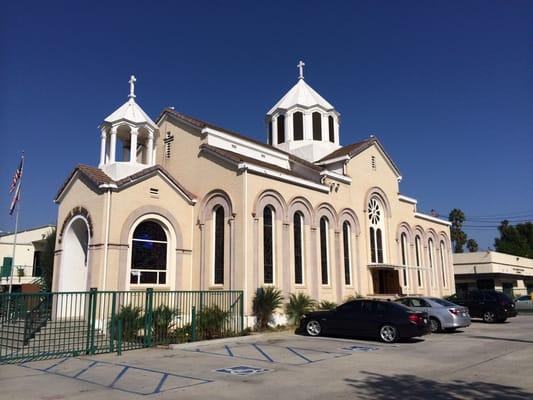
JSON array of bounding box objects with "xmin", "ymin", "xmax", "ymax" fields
[
  {"xmin": 266, "ymin": 61, "xmax": 341, "ymax": 162},
  {"xmin": 99, "ymin": 75, "xmax": 159, "ymax": 180}
]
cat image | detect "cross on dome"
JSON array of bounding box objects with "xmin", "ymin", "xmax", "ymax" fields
[
  {"xmin": 128, "ymin": 75, "xmax": 137, "ymax": 99},
  {"xmin": 297, "ymin": 60, "xmax": 305, "ymax": 80}
]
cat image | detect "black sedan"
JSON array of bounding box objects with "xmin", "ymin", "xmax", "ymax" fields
[{"xmin": 299, "ymin": 299, "xmax": 430, "ymax": 343}]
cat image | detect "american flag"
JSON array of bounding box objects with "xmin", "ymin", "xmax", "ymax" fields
[
  {"xmin": 9, "ymin": 155, "xmax": 24, "ymax": 194},
  {"xmin": 9, "ymin": 154, "xmax": 24, "ymax": 215}
]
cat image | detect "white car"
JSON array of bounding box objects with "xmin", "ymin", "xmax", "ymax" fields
[{"xmin": 514, "ymin": 295, "xmax": 533, "ymax": 312}]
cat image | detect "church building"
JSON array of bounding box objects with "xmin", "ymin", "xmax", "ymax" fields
[{"xmin": 53, "ymin": 64, "xmax": 454, "ymax": 324}]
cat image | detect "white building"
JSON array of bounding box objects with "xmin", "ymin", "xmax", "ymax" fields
[{"xmin": 453, "ymin": 251, "xmax": 533, "ymax": 297}]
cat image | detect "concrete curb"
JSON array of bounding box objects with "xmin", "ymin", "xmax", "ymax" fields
[{"xmin": 167, "ymin": 330, "xmax": 296, "ymax": 350}]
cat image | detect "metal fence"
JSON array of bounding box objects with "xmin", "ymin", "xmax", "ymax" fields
[{"xmin": 0, "ymin": 289, "xmax": 244, "ymax": 363}]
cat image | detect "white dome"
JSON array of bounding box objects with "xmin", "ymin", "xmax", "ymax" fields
[{"xmin": 267, "ymin": 78, "xmax": 336, "ymax": 115}]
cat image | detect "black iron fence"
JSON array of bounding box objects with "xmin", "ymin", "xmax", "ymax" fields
[{"xmin": 0, "ymin": 289, "xmax": 244, "ymax": 363}]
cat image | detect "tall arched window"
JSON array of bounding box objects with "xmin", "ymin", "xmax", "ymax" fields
[
  {"xmin": 277, "ymin": 115, "xmax": 285, "ymax": 144},
  {"xmin": 440, "ymin": 241, "xmax": 447, "ymax": 287},
  {"xmin": 268, "ymin": 121, "xmax": 273, "ymax": 145},
  {"xmin": 342, "ymin": 221, "xmax": 352, "ymax": 285},
  {"xmin": 131, "ymin": 220, "xmax": 167, "ymax": 285},
  {"xmin": 320, "ymin": 217, "xmax": 329, "ymax": 285},
  {"xmin": 368, "ymin": 198, "xmax": 385, "ymax": 263},
  {"xmin": 293, "ymin": 212, "xmax": 304, "ymax": 285},
  {"xmin": 400, "ymin": 232, "xmax": 409, "ymax": 288},
  {"xmin": 312, "ymin": 112, "xmax": 322, "ymax": 140},
  {"xmin": 213, "ymin": 206, "xmax": 225, "ymax": 285},
  {"xmin": 328, "ymin": 115, "xmax": 334, "ymax": 142},
  {"xmin": 415, "ymin": 235, "xmax": 423, "ymax": 288},
  {"xmin": 263, "ymin": 206, "xmax": 274, "ymax": 284},
  {"xmin": 428, "ymin": 238, "xmax": 435, "ymax": 288},
  {"xmin": 293, "ymin": 112, "xmax": 303, "ymax": 141}
]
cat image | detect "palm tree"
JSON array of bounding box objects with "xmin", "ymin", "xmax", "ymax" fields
[
  {"xmin": 252, "ymin": 286, "xmax": 284, "ymax": 330},
  {"xmin": 285, "ymin": 293, "xmax": 317, "ymax": 325}
]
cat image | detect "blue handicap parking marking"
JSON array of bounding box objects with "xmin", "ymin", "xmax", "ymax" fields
[
  {"xmin": 188, "ymin": 343, "xmax": 350, "ymax": 365},
  {"xmin": 215, "ymin": 365, "xmax": 272, "ymax": 376},
  {"xmin": 341, "ymin": 345, "xmax": 379, "ymax": 352},
  {"xmin": 20, "ymin": 357, "xmax": 212, "ymax": 395}
]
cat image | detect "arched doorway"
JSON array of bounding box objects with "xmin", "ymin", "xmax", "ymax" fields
[{"xmin": 59, "ymin": 217, "xmax": 89, "ymax": 292}]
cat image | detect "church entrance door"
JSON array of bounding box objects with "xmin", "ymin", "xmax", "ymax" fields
[{"xmin": 372, "ymin": 269, "xmax": 402, "ymax": 295}]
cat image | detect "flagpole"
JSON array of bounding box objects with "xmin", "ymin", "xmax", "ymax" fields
[{"xmin": 8, "ymin": 199, "xmax": 21, "ymax": 295}]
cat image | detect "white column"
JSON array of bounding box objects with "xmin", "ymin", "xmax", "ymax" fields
[
  {"xmin": 272, "ymin": 116, "xmax": 278, "ymax": 145},
  {"xmin": 109, "ymin": 126, "xmax": 117, "ymax": 163},
  {"xmin": 99, "ymin": 128, "xmax": 107, "ymax": 166},
  {"xmin": 334, "ymin": 116, "xmax": 340, "ymax": 145},
  {"xmin": 130, "ymin": 127, "xmax": 138, "ymax": 163},
  {"xmin": 285, "ymin": 112, "xmax": 293, "ymax": 142},
  {"xmin": 147, "ymin": 131, "xmax": 154, "ymax": 165},
  {"xmin": 321, "ymin": 114, "xmax": 328, "ymax": 142},
  {"xmin": 304, "ymin": 111, "xmax": 313, "ymax": 140}
]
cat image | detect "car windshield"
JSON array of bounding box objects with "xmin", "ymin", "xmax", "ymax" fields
[{"xmin": 430, "ymin": 298, "xmax": 456, "ymax": 307}]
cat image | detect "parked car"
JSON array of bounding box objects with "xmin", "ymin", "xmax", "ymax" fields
[
  {"xmin": 299, "ymin": 299, "xmax": 430, "ymax": 343},
  {"xmin": 395, "ymin": 297, "xmax": 470, "ymax": 333},
  {"xmin": 514, "ymin": 295, "xmax": 533, "ymax": 312},
  {"xmin": 447, "ymin": 290, "xmax": 518, "ymax": 323}
]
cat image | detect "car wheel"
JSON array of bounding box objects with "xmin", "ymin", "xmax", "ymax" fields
[
  {"xmin": 429, "ymin": 317, "xmax": 442, "ymax": 333},
  {"xmin": 379, "ymin": 324, "xmax": 398, "ymax": 343},
  {"xmin": 305, "ymin": 320, "xmax": 322, "ymax": 336},
  {"xmin": 482, "ymin": 311, "xmax": 496, "ymax": 323}
]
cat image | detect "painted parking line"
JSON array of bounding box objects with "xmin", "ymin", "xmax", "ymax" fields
[
  {"xmin": 20, "ymin": 357, "xmax": 212, "ymax": 395},
  {"xmin": 185, "ymin": 343, "xmax": 351, "ymax": 366}
]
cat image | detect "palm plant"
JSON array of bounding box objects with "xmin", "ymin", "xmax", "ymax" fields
[
  {"xmin": 344, "ymin": 292, "xmax": 364, "ymax": 302},
  {"xmin": 252, "ymin": 286, "xmax": 284, "ymax": 330},
  {"xmin": 115, "ymin": 305, "xmax": 143, "ymax": 342},
  {"xmin": 317, "ymin": 300, "xmax": 337, "ymax": 311},
  {"xmin": 152, "ymin": 305, "xmax": 178, "ymax": 341},
  {"xmin": 285, "ymin": 293, "xmax": 317, "ymax": 325},
  {"xmin": 196, "ymin": 305, "xmax": 230, "ymax": 339}
]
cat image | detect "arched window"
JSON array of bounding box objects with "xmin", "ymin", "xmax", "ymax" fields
[
  {"xmin": 293, "ymin": 212, "xmax": 304, "ymax": 285},
  {"xmin": 342, "ymin": 221, "xmax": 352, "ymax": 285},
  {"xmin": 428, "ymin": 238, "xmax": 435, "ymax": 287},
  {"xmin": 263, "ymin": 207, "xmax": 274, "ymax": 284},
  {"xmin": 400, "ymin": 232, "xmax": 409, "ymax": 288},
  {"xmin": 131, "ymin": 220, "xmax": 167, "ymax": 285},
  {"xmin": 293, "ymin": 112, "xmax": 303, "ymax": 141},
  {"xmin": 415, "ymin": 235, "xmax": 423, "ymax": 287},
  {"xmin": 440, "ymin": 241, "xmax": 447, "ymax": 287},
  {"xmin": 312, "ymin": 112, "xmax": 322, "ymax": 140},
  {"xmin": 368, "ymin": 198, "xmax": 385, "ymax": 263},
  {"xmin": 213, "ymin": 206, "xmax": 225, "ymax": 285},
  {"xmin": 328, "ymin": 116, "xmax": 334, "ymax": 142},
  {"xmin": 268, "ymin": 121, "xmax": 273, "ymax": 145},
  {"xmin": 320, "ymin": 216, "xmax": 329, "ymax": 285},
  {"xmin": 277, "ymin": 115, "xmax": 285, "ymax": 144}
]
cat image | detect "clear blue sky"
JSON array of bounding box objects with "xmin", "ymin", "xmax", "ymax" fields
[{"xmin": 1, "ymin": 1, "xmax": 532, "ymax": 249}]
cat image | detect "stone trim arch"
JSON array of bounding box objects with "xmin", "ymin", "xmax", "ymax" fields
[
  {"xmin": 58, "ymin": 206, "xmax": 94, "ymax": 244},
  {"xmin": 287, "ymin": 196, "xmax": 314, "ymax": 225},
  {"xmin": 363, "ymin": 187, "xmax": 392, "ymax": 219},
  {"xmin": 314, "ymin": 202, "xmax": 338, "ymax": 228},
  {"xmin": 252, "ymin": 190, "xmax": 287, "ymax": 222},
  {"xmin": 337, "ymin": 208, "xmax": 361, "ymax": 235},
  {"xmin": 198, "ymin": 189, "xmax": 235, "ymax": 224}
]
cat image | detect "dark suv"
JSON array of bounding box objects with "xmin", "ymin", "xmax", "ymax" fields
[{"xmin": 447, "ymin": 290, "xmax": 517, "ymax": 323}]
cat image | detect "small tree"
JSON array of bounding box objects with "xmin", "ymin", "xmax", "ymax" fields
[
  {"xmin": 252, "ymin": 286, "xmax": 284, "ymax": 330},
  {"xmin": 285, "ymin": 293, "xmax": 317, "ymax": 325},
  {"xmin": 494, "ymin": 220, "xmax": 532, "ymax": 258},
  {"xmin": 466, "ymin": 239, "xmax": 479, "ymax": 253}
]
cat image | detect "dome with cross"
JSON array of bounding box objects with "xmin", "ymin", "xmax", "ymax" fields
[{"xmin": 266, "ymin": 61, "xmax": 341, "ymax": 162}]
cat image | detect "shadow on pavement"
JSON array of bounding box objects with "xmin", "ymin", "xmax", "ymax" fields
[{"xmin": 345, "ymin": 371, "xmax": 532, "ymax": 399}]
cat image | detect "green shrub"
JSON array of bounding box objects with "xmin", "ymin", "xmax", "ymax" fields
[
  {"xmin": 285, "ymin": 293, "xmax": 317, "ymax": 325},
  {"xmin": 252, "ymin": 286, "xmax": 284, "ymax": 330},
  {"xmin": 196, "ymin": 305, "xmax": 230, "ymax": 340},
  {"xmin": 152, "ymin": 305, "xmax": 178, "ymax": 341},
  {"xmin": 317, "ymin": 300, "xmax": 337, "ymax": 311},
  {"xmin": 115, "ymin": 305, "xmax": 143, "ymax": 342}
]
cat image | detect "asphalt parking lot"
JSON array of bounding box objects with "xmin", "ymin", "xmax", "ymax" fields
[{"xmin": 1, "ymin": 315, "xmax": 532, "ymax": 400}]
